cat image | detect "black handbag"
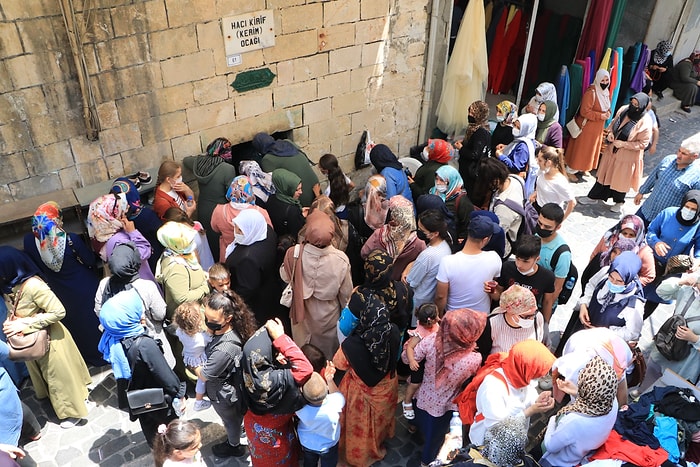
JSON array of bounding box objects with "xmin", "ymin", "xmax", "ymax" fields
[{"xmin": 124, "ymin": 336, "xmax": 169, "ymax": 416}]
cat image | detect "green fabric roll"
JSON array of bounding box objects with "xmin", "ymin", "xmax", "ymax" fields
[
  {"xmin": 567, "ymin": 64, "xmax": 584, "ymax": 122},
  {"xmin": 604, "ymin": 0, "xmax": 628, "ymax": 51}
]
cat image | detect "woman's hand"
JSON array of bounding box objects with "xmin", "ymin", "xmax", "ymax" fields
[
  {"xmin": 555, "ymin": 378, "xmax": 578, "ymax": 396},
  {"xmin": 604, "ymin": 110, "xmax": 612, "ymax": 120},
  {"xmin": 453, "ymin": 140, "xmax": 463, "ymax": 150},
  {"xmin": 0, "ymin": 444, "xmax": 24, "ymax": 460},
  {"xmin": 2, "ymin": 318, "xmax": 28, "ymax": 338},
  {"xmin": 529, "ymin": 192, "xmax": 537, "ymax": 203},
  {"xmin": 409, "ymin": 358, "xmax": 420, "ymax": 372},
  {"xmin": 120, "ymin": 215, "xmax": 135, "ymax": 233},
  {"xmin": 265, "ymin": 318, "xmax": 285, "ymax": 340},
  {"xmin": 654, "ymin": 241, "xmax": 671, "ymax": 257},
  {"xmin": 579, "ymin": 304, "xmax": 592, "ymax": 328},
  {"xmin": 676, "ymin": 325, "xmax": 699, "ymax": 343},
  {"xmin": 324, "ymin": 361, "xmax": 336, "ymax": 382}
]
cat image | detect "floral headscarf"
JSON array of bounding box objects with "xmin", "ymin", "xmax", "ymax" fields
[
  {"xmin": 434, "ymin": 308, "xmax": 486, "ymax": 386},
  {"xmin": 466, "ymin": 100, "xmax": 490, "ymax": 141},
  {"xmin": 425, "ymin": 139, "xmax": 453, "ymax": 164},
  {"xmin": 653, "ymin": 40, "xmax": 672, "ymax": 65},
  {"xmin": 157, "ymin": 221, "xmax": 200, "ymax": 269},
  {"xmin": 87, "ymin": 193, "xmax": 128, "ymax": 243},
  {"xmin": 364, "ymin": 174, "xmax": 389, "ymax": 230},
  {"xmin": 499, "ymin": 284, "xmax": 537, "ymax": 316},
  {"xmin": 600, "ymin": 214, "xmax": 646, "ymax": 263},
  {"xmin": 31, "ymin": 201, "xmax": 67, "ymax": 272},
  {"xmin": 599, "ymin": 237, "xmax": 638, "ymax": 268},
  {"xmin": 226, "ymin": 175, "xmax": 256, "ymax": 209},
  {"xmin": 206, "ymin": 137, "xmax": 232, "ymax": 161},
  {"xmin": 496, "ymin": 100, "xmax": 518, "ymax": 125},
  {"xmin": 379, "ymin": 195, "xmax": 416, "ymax": 258},
  {"xmin": 430, "ymin": 165, "xmax": 464, "ymax": 202},
  {"xmin": 557, "ymin": 356, "xmax": 616, "ymax": 417},
  {"xmin": 110, "ymin": 177, "xmax": 142, "ymax": 220},
  {"xmin": 239, "ymin": 160, "xmax": 275, "ymax": 202}
]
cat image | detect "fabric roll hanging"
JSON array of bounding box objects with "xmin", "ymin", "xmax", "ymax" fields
[
  {"xmin": 603, "ymin": 0, "xmax": 628, "ymax": 52},
  {"xmin": 555, "ymin": 66, "xmax": 571, "ymax": 127},
  {"xmin": 567, "ymin": 63, "xmax": 584, "ymax": 122},
  {"xmin": 607, "ymin": 47, "xmax": 624, "ymax": 125},
  {"xmin": 575, "ymin": 0, "xmax": 615, "ymax": 69}
]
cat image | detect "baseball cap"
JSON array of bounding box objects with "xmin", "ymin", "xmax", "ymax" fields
[{"xmin": 468, "ymin": 215, "xmax": 499, "ymax": 239}]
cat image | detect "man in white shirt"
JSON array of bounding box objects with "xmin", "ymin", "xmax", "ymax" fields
[{"xmin": 435, "ymin": 216, "xmax": 502, "ymax": 314}]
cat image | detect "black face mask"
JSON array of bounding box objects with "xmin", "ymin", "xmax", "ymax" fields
[
  {"xmin": 627, "ymin": 105, "xmax": 643, "ymax": 120},
  {"xmin": 600, "ymin": 82, "xmax": 609, "ymax": 90},
  {"xmin": 536, "ymin": 225, "xmax": 554, "ymax": 238},
  {"xmin": 205, "ymin": 320, "xmax": 223, "ymax": 332},
  {"xmin": 416, "ymin": 230, "xmax": 430, "ymax": 243},
  {"xmin": 468, "ymin": 115, "xmax": 477, "ymax": 124},
  {"xmin": 693, "ymin": 58, "xmax": 700, "ymax": 65}
]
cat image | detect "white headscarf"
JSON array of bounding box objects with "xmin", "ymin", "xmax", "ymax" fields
[
  {"xmin": 512, "ymin": 113, "xmax": 538, "ymax": 141},
  {"xmin": 225, "ymin": 209, "xmax": 268, "ymax": 258},
  {"xmin": 594, "ymin": 69, "xmax": 612, "ymax": 112}
]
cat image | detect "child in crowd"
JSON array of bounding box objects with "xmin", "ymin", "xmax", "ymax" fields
[
  {"xmin": 173, "ymin": 302, "xmax": 212, "ymax": 411},
  {"xmin": 401, "ymin": 303, "xmax": 440, "ymax": 420},
  {"xmin": 296, "ymin": 364, "xmax": 345, "ymax": 467},
  {"xmin": 153, "ymin": 420, "xmax": 205, "ymax": 467},
  {"xmin": 301, "ymin": 343, "xmax": 327, "ymax": 376},
  {"xmin": 319, "ymin": 153, "xmax": 355, "ymax": 219},
  {"xmin": 207, "ymin": 263, "xmax": 230, "ymax": 293}
]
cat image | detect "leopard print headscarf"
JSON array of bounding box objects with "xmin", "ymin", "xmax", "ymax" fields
[{"xmin": 558, "ymin": 356, "xmax": 616, "ymax": 418}]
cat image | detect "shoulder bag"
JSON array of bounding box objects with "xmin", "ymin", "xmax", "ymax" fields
[
  {"xmin": 124, "ymin": 336, "xmax": 169, "ymax": 416},
  {"xmin": 280, "ymin": 244, "xmax": 300, "ymax": 308},
  {"xmin": 655, "ymin": 294, "xmax": 700, "ymax": 361},
  {"xmin": 7, "ymin": 281, "xmax": 51, "ymax": 362}
]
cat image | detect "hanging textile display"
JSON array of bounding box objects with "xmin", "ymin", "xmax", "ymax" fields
[
  {"xmin": 629, "ymin": 44, "xmax": 649, "ymax": 93},
  {"xmin": 436, "ymin": 0, "xmax": 488, "ymax": 135},
  {"xmin": 588, "ymin": 51, "xmax": 597, "ymax": 84},
  {"xmin": 600, "ymin": 48, "xmax": 612, "ymax": 71},
  {"xmin": 488, "ymin": 4, "xmax": 524, "ymax": 93},
  {"xmin": 607, "ymin": 47, "xmax": 624, "ymax": 125},
  {"xmin": 617, "ymin": 43, "xmax": 640, "ymax": 112},
  {"xmin": 575, "ymin": 0, "xmax": 615, "ymax": 69},
  {"xmin": 603, "ymin": 0, "xmax": 628, "ymax": 52},
  {"xmin": 567, "ymin": 63, "xmax": 584, "ymax": 122},
  {"xmin": 576, "ymin": 58, "xmax": 591, "ymax": 96},
  {"xmin": 555, "ymin": 66, "xmax": 571, "ymax": 127}
]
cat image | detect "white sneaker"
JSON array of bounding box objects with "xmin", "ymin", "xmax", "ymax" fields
[
  {"xmin": 193, "ymin": 399, "xmax": 211, "ymax": 411},
  {"xmin": 609, "ymin": 202, "xmax": 624, "ymax": 213},
  {"xmin": 577, "ymin": 196, "xmax": 600, "ymax": 205},
  {"xmin": 85, "ymin": 399, "xmax": 96, "ymax": 412},
  {"xmin": 60, "ymin": 418, "xmax": 82, "ymax": 429}
]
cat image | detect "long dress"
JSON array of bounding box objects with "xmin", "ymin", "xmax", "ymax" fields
[
  {"xmin": 565, "ymin": 85, "xmax": 608, "ymax": 172},
  {"xmin": 11, "ymin": 277, "xmax": 91, "ymax": 419},
  {"xmin": 23, "ymin": 232, "xmax": 105, "ymax": 366},
  {"xmin": 669, "ymin": 60, "xmax": 699, "ymax": 107}
]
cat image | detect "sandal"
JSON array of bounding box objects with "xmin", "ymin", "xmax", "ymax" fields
[{"xmin": 402, "ymin": 401, "xmax": 415, "ymax": 420}]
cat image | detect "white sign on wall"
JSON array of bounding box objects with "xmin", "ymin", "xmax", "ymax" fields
[{"xmin": 222, "ymin": 10, "xmax": 275, "ymax": 56}]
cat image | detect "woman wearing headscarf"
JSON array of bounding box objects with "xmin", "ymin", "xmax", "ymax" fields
[
  {"xmin": 239, "ymin": 160, "xmax": 275, "ymax": 205},
  {"xmin": 281, "ymin": 210, "xmax": 353, "ymax": 358},
  {"xmin": 0, "ymin": 247, "xmax": 92, "ymax": 429},
  {"xmin": 647, "ymin": 40, "xmax": 674, "ymax": 100},
  {"xmin": 87, "ymin": 193, "xmax": 158, "ymax": 283},
  {"xmin": 333, "ymin": 251, "xmax": 407, "ymax": 466},
  {"xmin": 582, "ymin": 214, "xmax": 655, "ymax": 290},
  {"xmin": 97, "ymin": 265, "xmax": 184, "ymax": 447},
  {"xmin": 369, "ymin": 144, "xmax": 413, "ymax": 203},
  {"xmin": 495, "ymin": 113, "xmax": 539, "ymax": 198},
  {"xmin": 183, "ymin": 137, "xmax": 237, "ymax": 260},
  {"xmin": 361, "ymin": 195, "xmax": 426, "ymax": 281},
  {"xmin": 95, "ymin": 243, "xmax": 175, "ymax": 372},
  {"xmin": 669, "ymin": 51, "xmax": 700, "ymax": 113},
  {"xmin": 266, "ymin": 168, "xmax": 306, "ymax": 240},
  {"xmin": 410, "ymin": 309, "xmax": 485, "ymax": 465},
  {"xmin": 241, "ymin": 319, "xmax": 313, "ymax": 466},
  {"xmin": 224, "ymin": 209, "xmax": 283, "ymax": 327},
  {"xmin": 455, "ymin": 340, "xmax": 556, "ymax": 445},
  {"xmin": 565, "ymin": 69, "xmax": 612, "ymax": 181},
  {"xmin": 361, "ymin": 174, "xmax": 389, "ymax": 232},
  {"xmin": 410, "ymin": 139, "xmax": 451, "ymax": 200},
  {"xmin": 23, "ymin": 202, "xmax": 104, "ymax": 366},
  {"xmin": 535, "ymin": 100, "xmax": 563, "ymax": 148},
  {"xmin": 430, "ymin": 166, "xmax": 472, "ymax": 239},
  {"xmin": 491, "ymin": 100, "xmax": 517, "ymax": 153},
  {"xmin": 162, "ymin": 208, "xmax": 215, "ymax": 272},
  {"xmin": 416, "ymin": 194, "xmax": 458, "ymax": 239},
  {"xmin": 110, "ymin": 177, "xmax": 164, "ymax": 272},
  {"xmin": 643, "ymin": 190, "xmax": 700, "ymax": 318},
  {"xmin": 540, "ymin": 357, "xmax": 617, "ymax": 467},
  {"xmin": 255, "ymin": 132, "xmax": 320, "ymax": 207},
  {"xmin": 210, "ymin": 175, "xmax": 273, "ymax": 262},
  {"xmin": 456, "ymin": 101, "xmax": 492, "ymax": 197},
  {"xmin": 156, "ymin": 222, "xmax": 209, "ymax": 320},
  {"xmin": 580, "ymin": 93, "xmax": 653, "ymax": 213},
  {"xmin": 525, "ymin": 82, "xmax": 559, "ymax": 120},
  {"xmin": 193, "ymin": 291, "xmax": 258, "ymax": 459},
  {"xmin": 578, "ymin": 251, "xmax": 645, "ymax": 343}
]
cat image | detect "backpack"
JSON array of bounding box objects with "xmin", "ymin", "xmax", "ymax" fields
[
  {"xmin": 655, "ymin": 295, "xmax": 700, "ymax": 361},
  {"xmin": 492, "ymin": 175, "xmax": 539, "ymax": 243},
  {"xmin": 550, "ymin": 244, "xmax": 578, "ymax": 305}
]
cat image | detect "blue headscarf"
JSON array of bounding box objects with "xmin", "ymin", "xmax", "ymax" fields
[
  {"xmin": 97, "ymin": 289, "xmax": 145, "ymax": 379},
  {"xmin": 0, "ymin": 246, "xmax": 41, "ymax": 295},
  {"xmin": 430, "ymin": 165, "xmax": 464, "ymax": 202},
  {"xmin": 609, "ymin": 251, "xmax": 643, "ymax": 293}
]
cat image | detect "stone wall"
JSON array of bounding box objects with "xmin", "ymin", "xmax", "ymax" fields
[{"xmin": 0, "ymin": 0, "xmax": 429, "ymax": 204}]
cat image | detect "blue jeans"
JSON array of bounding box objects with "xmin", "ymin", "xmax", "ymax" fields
[{"xmin": 302, "ymin": 443, "xmax": 339, "ymax": 467}]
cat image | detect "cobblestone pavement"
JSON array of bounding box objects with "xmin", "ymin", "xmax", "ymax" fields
[{"xmin": 15, "ymin": 101, "xmax": 700, "ymax": 467}]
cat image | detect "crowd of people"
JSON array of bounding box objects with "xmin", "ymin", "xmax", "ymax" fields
[{"xmin": 1, "ymin": 77, "xmax": 700, "ymax": 467}]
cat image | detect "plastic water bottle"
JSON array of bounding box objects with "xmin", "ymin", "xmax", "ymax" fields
[
  {"xmin": 436, "ymin": 411, "xmax": 463, "ymax": 463},
  {"xmin": 564, "ymin": 276, "xmax": 575, "ymax": 291},
  {"xmin": 186, "ymin": 196, "xmax": 194, "ymax": 208},
  {"xmin": 172, "ymin": 397, "xmax": 185, "ymax": 417},
  {"xmin": 449, "ymin": 411, "xmax": 462, "ymax": 440}
]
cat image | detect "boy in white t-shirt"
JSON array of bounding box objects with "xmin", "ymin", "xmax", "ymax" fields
[{"xmin": 296, "ymin": 364, "xmax": 345, "ymax": 467}]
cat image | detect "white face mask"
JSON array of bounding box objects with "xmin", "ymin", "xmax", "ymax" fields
[
  {"xmin": 172, "ymin": 176, "xmax": 183, "ymax": 185},
  {"xmin": 681, "ymin": 207, "xmax": 697, "ymax": 221},
  {"xmin": 512, "ymin": 127, "xmax": 521, "ymax": 137},
  {"xmin": 517, "ymin": 316, "xmax": 535, "ymax": 329},
  {"xmin": 517, "ymin": 265, "xmax": 536, "ymax": 276},
  {"xmin": 537, "ymin": 113, "xmax": 546, "ymax": 122},
  {"xmin": 435, "ymin": 183, "xmax": 448, "ymax": 193},
  {"xmin": 421, "ymin": 147, "xmax": 430, "ymax": 161},
  {"xmin": 234, "ymin": 232, "xmax": 245, "ymax": 244},
  {"xmin": 497, "ymin": 115, "xmax": 506, "ymax": 122}
]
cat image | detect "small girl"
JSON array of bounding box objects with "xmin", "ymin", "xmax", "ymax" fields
[
  {"xmin": 153, "ymin": 420, "xmax": 205, "ymax": 467},
  {"xmin": 530, "ymin": 145, "xmax": 576, "ymax": 219},
  {"xmin": 401, "ymin": 303, "xmax": 439, "ymax": 420},
  {"xmin": 319, "ymin": 153, "xmax": 355, "ymax": 218},
  {"xmin": 173, "ymin": 302, "xmax": 212, "ymax": 411}
]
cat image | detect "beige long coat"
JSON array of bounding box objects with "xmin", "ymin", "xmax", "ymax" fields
[
  {"xmin": 596, "ymin": 105, "xmax": 653, "ymax": 194},
  {"xmin": 281, "ymin": 243, "xmax": 353, "ymax": 359},
  {"xmin": 11, "ymin": 276, "xmax": 91, "ymax": 419}
]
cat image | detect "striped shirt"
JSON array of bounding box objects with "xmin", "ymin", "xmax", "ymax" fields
[
  {"xmin": 487, "ymin": 311, "xmax": 545, "ymax": 354},
  {"xmin": 638, "ymin": 155, "xmax": 700, "ymax": 221}
]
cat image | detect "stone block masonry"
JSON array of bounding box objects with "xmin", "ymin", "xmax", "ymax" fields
[{"xmin": 0, "ymin": 0, "xmax": 430, "ymax": 204}]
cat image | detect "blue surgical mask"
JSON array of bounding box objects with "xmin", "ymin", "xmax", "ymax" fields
[{"xmin": 607, "ymin": 280, "xmax": 626, "ymax": 294}]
